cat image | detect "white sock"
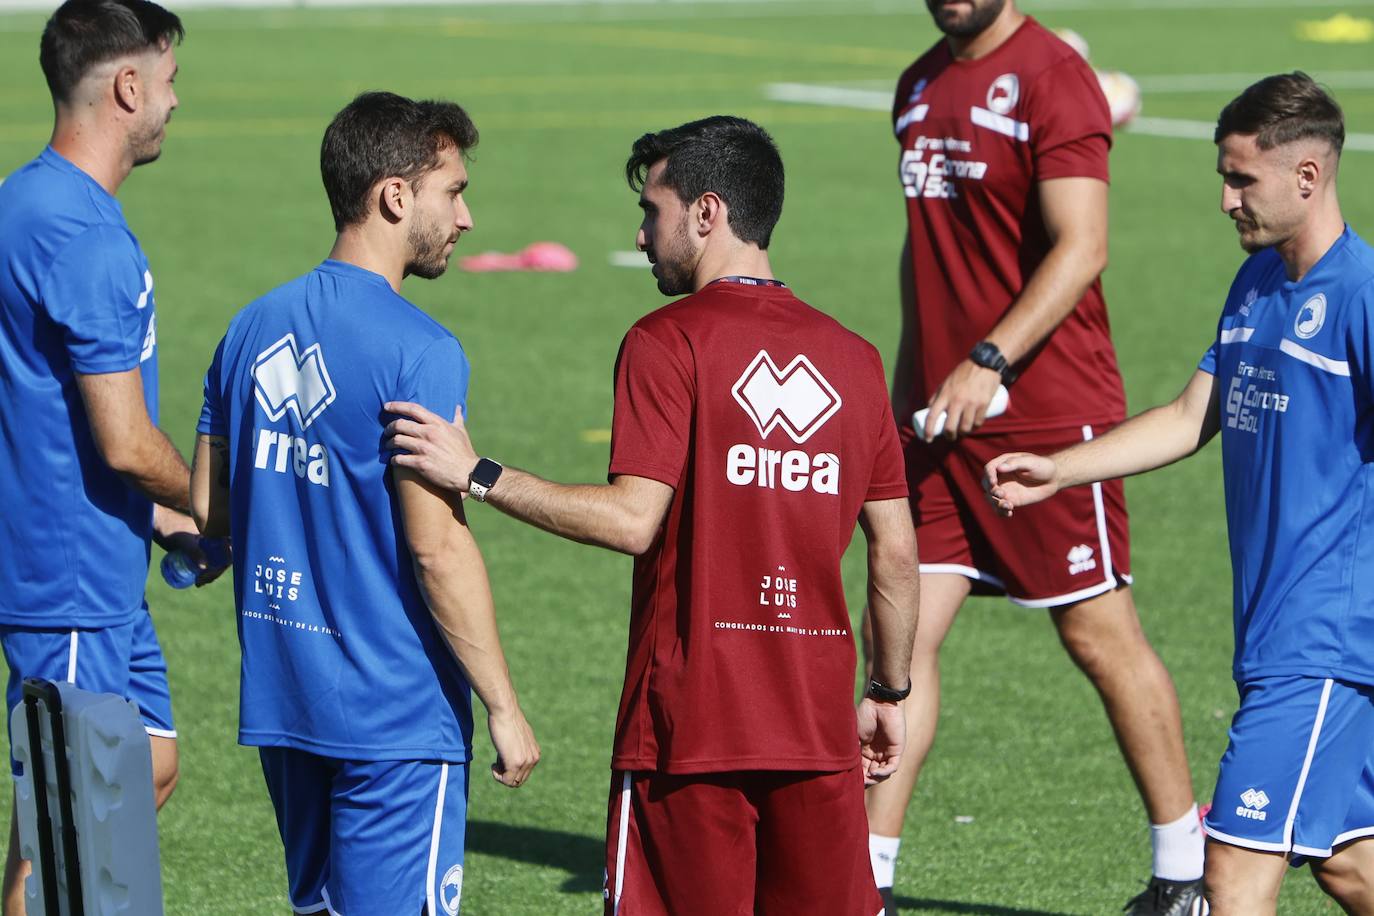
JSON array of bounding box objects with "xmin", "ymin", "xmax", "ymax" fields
[
  {"xmin": 869, "ymin": 833, "xmax": 900, "ymax": 889},
  {"xmin": 1151, "ymin": 804, "xmax": 1204, "ymax": 881}
]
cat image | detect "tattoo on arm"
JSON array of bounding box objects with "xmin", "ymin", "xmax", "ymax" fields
[{"xmin": 210, "ymin": 437, "xmax": 230, "ymax": 488}]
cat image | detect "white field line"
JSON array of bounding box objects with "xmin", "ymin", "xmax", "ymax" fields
[
  {"xmin": 764, "ymin": 82, "xmax": 1374, "ymax": 153},
  {"xmin": 1136, "ymin": 71, "xmax": 1374, "ymax": 93},
  {"xmin": 609, "ymin": 251, "xmax": 651, "ymax": 268}
]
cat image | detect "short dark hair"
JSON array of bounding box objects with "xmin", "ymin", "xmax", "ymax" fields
[
  {"xmin": 40, "ymin": 0, "xmax": 183, "ymax": 104},
  {"xmin": 625, "ymin": 116, "xmax": 784, "ymax": 249},
  {"xmin": 1214, "ymin": 71, "xmax": 1344, "ymax": 156},
  {"xmin": 321, "ymin": 91, "xmax": 479, "ymax": 231}
]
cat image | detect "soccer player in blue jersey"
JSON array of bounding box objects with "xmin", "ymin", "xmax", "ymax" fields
[
  {"xmin": 0, "ymin": 3, "xmax": 223, "ymax": 914},
  {"xmin": 984, "ymin": 72, "xmax": 1374, "ymax": 914},
  {"xmin": 190, "ymin": 91, "xmax": 539, "ymax": 915}
]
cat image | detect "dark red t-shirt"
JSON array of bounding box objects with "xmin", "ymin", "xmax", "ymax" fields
[
  {"xmin": 894, "ymin": 17, "xmax": 1126, "ymax": 431},
  {"xmin": 607, "ymin": 280, "xmax": 908, "ymax": 774}
]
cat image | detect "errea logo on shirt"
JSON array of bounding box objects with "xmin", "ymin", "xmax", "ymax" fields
[
  {"xmin": 726, "ymin": 350, "xmax": 841, "ymax": 496},
  {"xmin": 253, "ymin": 333, "xmax": 336, "ymax": 429},
  {"xmin": 1236, "ymin": 788, "xmax": 1270, "ymax": 821},
  {"xmin": 251, "ymin": 334, "xmax": 334, "ymax": 488}
]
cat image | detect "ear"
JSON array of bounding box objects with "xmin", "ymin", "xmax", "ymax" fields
[
  {"xmin": 694, "ymin": 191, "xmax": 726, "ymax": 238},
  {"xmin": 1296, "ymin": 156, "xmax": 1321, "ymax": 199},
  {"xmin": 113, "ymin": 64, "xmax": 139, "ymax": 114},
  {"xmin": 378, "ymin": 177, "xmax": 410, "ymax": 224}
]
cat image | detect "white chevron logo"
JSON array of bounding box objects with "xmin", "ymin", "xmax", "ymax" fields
[
  {"xmin": 731, "ymin": 350, "xmax": 842, "ymax": 444},
  {"xmin": 1241, "ymin": 788, "xmax": 1270, "ymax": 810},
  {"xmin": 252, "ymin": 333, "xmax": 337, "ymax": 429}
]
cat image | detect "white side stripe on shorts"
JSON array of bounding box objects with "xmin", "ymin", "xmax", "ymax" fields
[
  {"xmin": 1283, "ymin": 678, "xmax": 1333, "ymax": 849},
  {"xmin": 66, "ymin": 630, "xmax": 78, "ymax": 684},
  {"xmin": 426, "ymin": 762, "xmax": 450, "ymax": 916},
  {"xmin": 613, "ymin": 771, "xmax": 632, "ymax": 915}
]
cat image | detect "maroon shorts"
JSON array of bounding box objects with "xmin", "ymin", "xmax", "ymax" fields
[
  {"xmin": 603, "ymin": 766, "xmax": 882, "ymax": 916},
  {"xmin": 906, "ymin": 422, "xmax": 1131, "ymax": 607}
]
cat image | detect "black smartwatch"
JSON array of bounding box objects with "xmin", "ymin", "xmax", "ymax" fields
[
  {"xmin": 469, "ymin": 457, "xmax": 503, "ymax": 503},
  {"xmin": 968, "ymin": 340, "xmax": 1012, "ymax": 382},
  {"xmin": 866, "ymin": 678, "xmax": 913, "ymax": 703}
]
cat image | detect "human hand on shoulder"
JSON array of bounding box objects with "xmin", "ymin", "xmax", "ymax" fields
[{"xmin": 384, "ymin": 402, "xmax": 478, "ymax": 494}]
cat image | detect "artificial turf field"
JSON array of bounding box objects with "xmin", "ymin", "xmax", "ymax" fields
[{"xmin": 2, "ymin": 0, "xmax": 1374, "ymax": 911}]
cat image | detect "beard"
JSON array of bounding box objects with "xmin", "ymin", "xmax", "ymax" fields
[
  {"xmin": 649, "ymin": 216, "xmax": 696, "ymax": 296},
  {"xmin": 926, "ymin": 0, "xmax": 1007, "ymax": 38},
  {"xmin": 129, "ymin": 111, "xmax": 169, "ymax": 166},
  {"xmin": 406, "ymin": 216, "xmax": 456, "ymax": 280}
]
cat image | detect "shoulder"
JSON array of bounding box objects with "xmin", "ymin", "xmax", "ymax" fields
[
  {"xmin": 896, "ymin": 41, "xmax": 946, "ymax": 92},
  {"xmin": 1015, "ymin": 21, "xmax": 1101, "ymax": 96}
]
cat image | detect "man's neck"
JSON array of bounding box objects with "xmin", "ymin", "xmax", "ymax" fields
[
  {"xmin": 49, "ymin": 116, "xmax": 131, "ymax": 196},
  {"xmin": 329, "ymin": 229, "xmax": 406, "ymax": 292},
  {"xmin": 946, "ymin": 5, "xmax": 1026, "ymax": 61},
  {"xmin": 691, "ymin": 246, "xmax": 775, "ymax": 293},
  {"xmin": 1276, "ymin": 202, "xmax": 1346, "ymax": 282}
]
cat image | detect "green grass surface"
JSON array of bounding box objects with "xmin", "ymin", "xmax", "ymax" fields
[{"xmin": 2, "ymin": 0, "xmax": 1372, "ymax": 911}]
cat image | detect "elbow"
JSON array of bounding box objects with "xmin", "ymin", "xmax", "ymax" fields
[
  {"xmin": 618, "ymin": 517, "xmax": 663, "ymax": 557},
  {"xmin": 100, "ymin": 438, "xmax": 143, "ymax": 476}
]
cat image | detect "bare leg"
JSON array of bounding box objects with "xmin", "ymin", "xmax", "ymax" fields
[
  {"xmin": 1312, "ymin": 837, "xmax": 1374, "ymax": 914},
  {"xmin": 149, "ymin": 736, "xmax": 179, "ymax": 810},
  {"xmin": 1050, "ymin": 586, "xmax": 1194, "ymax": 824},
  {"xmin": 1203, "ymin": 838, "xmax": 1285, "ymax": 915},
  {"xmin": 2, "ymin": 809, "xmax": 24, "ymax": 916},
  {"xmin": 863, "ymin": 573, "xmax": 972, "ymax": 837},
  {"xmin": 2, "ymin": 735, "xmax": 177, "ymax": 916}
]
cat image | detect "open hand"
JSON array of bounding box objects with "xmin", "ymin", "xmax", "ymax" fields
[
  {"xmin": 982, "ymin": 452, "xmax": 1060, "ymax": 517},
  {"xmin": 384, "ymin": 402, "xmax": 478, "ymax": 494}
]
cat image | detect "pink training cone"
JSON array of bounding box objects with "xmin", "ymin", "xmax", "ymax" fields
[{"xmin": 459, "ymin": 241, "xmax": 578, "ymax": 273}]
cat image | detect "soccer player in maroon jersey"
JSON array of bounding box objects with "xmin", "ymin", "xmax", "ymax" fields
[
  {"xmin": 864, "ymin": 2, "xmax": 1205, "ymax": 914},
  {"xmin": 383, "ymin": 115, "xmax": 919, "ymax": 916}
]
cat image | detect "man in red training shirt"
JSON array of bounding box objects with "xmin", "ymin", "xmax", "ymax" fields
[
  {"xmin": 864, "ymin": 2, "xmax": 1204, "ymax": 914},
  {"xmin": 384, "ymin": 115, "xmax": 919, "ymax": 915}
]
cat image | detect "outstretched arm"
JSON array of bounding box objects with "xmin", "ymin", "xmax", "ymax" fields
[
  {"xmin": 384, "ymin": 401, "xmax": 675, "ymax": 555},
  {"xmin": 986, "ymin": 368, "xmax": 1221, "ymax": 515},
  {"xmin": 856, "ymin": 496, "xmax": 919, "ymax": 786},
  {"xmin": 395, "ymin": 466, "xmax": 540, "ymax": 788}
]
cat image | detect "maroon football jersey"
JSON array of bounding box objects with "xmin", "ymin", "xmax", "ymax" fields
[
  {"xmin": 894, "ymin": 17, "xmax": 1127, "ymax": 430},
  {"xmin": 607, "ymin": 280, "xmax": 908, "ymax": 774}
]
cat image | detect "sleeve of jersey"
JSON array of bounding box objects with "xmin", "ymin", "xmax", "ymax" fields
[
  {"xmin": 397, "ymin": 336, "xmax": 470, "ymax": 425},
  {"xmin": 197, "ymin": 336, "xmax": 229, "ymax": 437},
  {"xmin": 606, "ymin": 325, "xmax": 693, "ymax": 488},
  {"xmin": 865, "ymin": 351, "xmax": 910, "ymax": 502},
  {"xmin": 1027, "ymin": 58, "xmax": 1112, "ymax": 183},
  {"xmin": 41, "ymin": 225, "xmax": 148, "ymax": 374},
  {"xmin": 1347, "ymin": 279, "xmax": 1374, "ymax": 400}
]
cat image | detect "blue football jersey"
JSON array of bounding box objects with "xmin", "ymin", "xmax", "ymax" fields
[
  {"xmin": 199, "ymin": 260, "xmax": 474, "ymax": 760},
  {"xmin": 1200, "ymin": 226, "xmax": 1374, "ymax": 685},
  {"xmin": 0, "ymin": 147, "xmax": 158, "ymax": 628}
]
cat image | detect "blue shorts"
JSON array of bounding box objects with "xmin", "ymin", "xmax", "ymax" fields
[
  {"xmin": 259, "ymin": 748, "xmax": 470, "ymax": 915},
  {"xmin": 1, "ymin": 610, "xmax": 176, "ymax": 774},
  {"xmin": 1203, "ymin": 676, "xmax": 1374, "ymax": 858}
]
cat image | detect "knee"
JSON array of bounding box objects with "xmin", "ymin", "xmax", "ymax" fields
[
  {"xmin": 1054, "ymin": 622, "xmax": 1115, "ymax": 681},
  {"xmin": 153, "ymin": 761, "xmax": 179, "ymax": 809},
  {"xmin": 1313, "ymin": 856, "xmax": 1374, "ymax": 908}
]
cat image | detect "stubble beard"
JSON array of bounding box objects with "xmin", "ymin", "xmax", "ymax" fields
[
  {"xmin": 927, "ymin": 0, "xmax": 1007, "ymax": 38},
  {"xmin": 406, "ymin": 217, "xmax": 454, "ymax": 280}
]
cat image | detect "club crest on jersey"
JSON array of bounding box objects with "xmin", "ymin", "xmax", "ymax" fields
[
  {"xmin": 908, "ymin": 77, "xmax": 928, "ymax": 104},
  {"xmin": 253, "ymin": 333, "xmax": 337, "ymax": 429},
  {"xmin": 1240, "ymin": 287, "xmax": 1258, "ymax": 317},
  {"xmin": 1294, "ymin": 293, "xmax": 1326, "ymax": 340},
  {"xmin": 731, "ymin": 350, "xmax": 841, "ymax": 444},
  {"xmin": 987, "ymin": 73, "xmax": 1019, "ymax": 114},
  {"xmin": 439, "ymin": 864, "xmax": 462, "ymax": 915}
]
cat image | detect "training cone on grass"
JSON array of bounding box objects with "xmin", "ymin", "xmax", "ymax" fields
[{"xmin": 459, "ymin": 241, "xmax": 578, "ymax": 273}]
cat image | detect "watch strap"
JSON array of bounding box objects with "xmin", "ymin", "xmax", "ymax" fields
[
  {"xmin": 469, "ymin": 457, "xmax": 503, "ymax": 503},
  {"xmin": 866, "ymin": 677, "xmax": 912, "ymax": 703}
]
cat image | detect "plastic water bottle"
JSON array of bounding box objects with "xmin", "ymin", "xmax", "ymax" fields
[
  {"xmin": 160, "ymin": 538, "xmax": 230, "ymax": 589},
  {"xmin": 912, "ymin": 384, "xmax": 1011, "ymax": 439}
]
